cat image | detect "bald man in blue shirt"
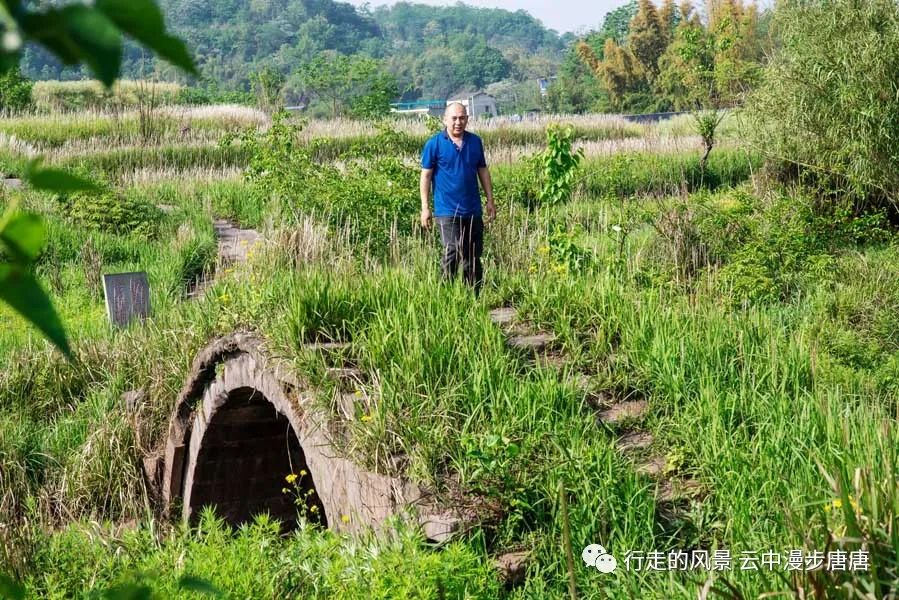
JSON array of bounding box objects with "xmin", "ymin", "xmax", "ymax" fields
[{"xmin": 420, "ymin": 102, "xmax": 496, "ymax": 295}]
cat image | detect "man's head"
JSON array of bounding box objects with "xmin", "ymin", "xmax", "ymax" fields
[{"xmin": 443, "ymin": 102, "xmax": 468, "ymax": 137}]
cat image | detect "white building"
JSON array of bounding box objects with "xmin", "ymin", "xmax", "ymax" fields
[{"xmin": 447, "ymin": 91, "xmax": 498, "ymax": 119}]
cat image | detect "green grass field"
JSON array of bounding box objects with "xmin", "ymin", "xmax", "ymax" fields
[{"xmin": 1, "ymin": 106, "xmax": 895, "ymax": 599}]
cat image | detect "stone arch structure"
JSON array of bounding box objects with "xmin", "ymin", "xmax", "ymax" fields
[{"xmin": 144, "ymin": 332, "xmax": 462, "ymax": 539}]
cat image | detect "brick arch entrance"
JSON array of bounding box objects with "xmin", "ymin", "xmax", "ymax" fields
[
  {"xmin": 148, "ymin": 332, "xmax": 468, "ymax": 541},
  {"xmin": 180, "ymin": 385, "xmax": 326, "ymax": 528}
]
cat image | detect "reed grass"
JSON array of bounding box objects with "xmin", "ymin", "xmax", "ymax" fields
[{"xmin": 1, "ymin": 109, "xmax": 896, "ymax": 599}]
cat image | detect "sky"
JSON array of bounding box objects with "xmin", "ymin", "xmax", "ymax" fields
[{"xmin": 346, "ymin": 0, "xmax": 631, "ymax": 34}]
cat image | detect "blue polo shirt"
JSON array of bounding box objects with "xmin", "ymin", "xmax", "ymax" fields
[{"xmin": 421, "ymin": 130, "xmax": 487, "ymax": 217}]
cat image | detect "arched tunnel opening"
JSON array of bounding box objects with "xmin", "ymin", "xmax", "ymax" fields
[{"xmin": 184, "ymin": 386, "xmax": 327, "ymax": 529}]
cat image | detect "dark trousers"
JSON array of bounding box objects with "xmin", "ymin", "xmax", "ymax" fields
[{"xmin": 436, "ymin": 215, "xmax": 484, "ymax": 294}]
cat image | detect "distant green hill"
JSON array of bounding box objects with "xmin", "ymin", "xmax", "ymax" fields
[{"xmin": 20, "ymin": 0, "xmax": 567, "ymax": 101}]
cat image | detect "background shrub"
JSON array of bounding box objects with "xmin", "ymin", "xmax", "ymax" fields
[
  {"xmin": 746, "ymin": 0, "xmax": 899, "ymax": 207},
  {"xmin": 0, "ymin": 67, "xmax": 33, "ymax": 113},
  {"xmin": 59, "ymin": 191, "xmax": 163, "ymax": 238}
]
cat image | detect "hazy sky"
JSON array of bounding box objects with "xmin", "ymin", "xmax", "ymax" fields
[{"xmin": 347, "ymin": 0, "xmax": 631, "ymax": 34}]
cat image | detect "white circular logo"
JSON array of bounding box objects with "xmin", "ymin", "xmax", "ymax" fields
[{"xmin": 582, "ymin": 543, "xmax": 618, "ymax": 573}]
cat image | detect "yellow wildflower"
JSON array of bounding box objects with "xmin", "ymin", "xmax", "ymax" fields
[
  {"xmin": 285, "ymin": 473, "xmax": 298, "ymax": 484},
  {"xmin": 310, "ymin": 505, "xmax": 319, "ymax": 513},
  {"xmin": 219, "ymin": 293, "xmax": 230, "ymax": 303},
  {"xmin": 300, "ymin": 469, "xmax": 307, "ymax": 477},
  {"xmin": 341, "ymin": 514, "xmax": 350, "ymax": 524},
  {"xmin": 824, "ymin": 496, "xmax": 858, "ymax": 512},
  {"xmin": 538, "ymin": 245, "xmax": 550, "ymax": 255},
  {"xmin": 360, "ymin": 414, "xmax": 372, "ymax": 422},
  {"xmin": 281, "ymin": 487, "xmax": 289, "ymax": 494}
]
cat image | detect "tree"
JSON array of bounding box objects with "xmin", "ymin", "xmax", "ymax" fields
[
  {"xmin": 251, "ymin": 65, "xmax": 285, "ymax": 113},
  {"xmin": 598, "ymin": 1, "xmax": 639, "ymax": 45},
  {"xmin": 658, "ymin": 0, "xmax": 679, "ymax": 45},
  {"xmin": 293, "ymin": 53, "xmax": 396, "ymax": 118},
  {"xmin": 747, "ymin": 0, "xmax": 899, "ymax": 207},
  {"xmin": 348, "ymin": 69, "xmax": 399, "ymax": 119},
  {"xmin": 656, "ymin": 0, "xmax": 762, "ymax": 171},
  {"xmin": 0, "ymin": 66, "xmax": 32, "ymax": 113},
  {"xmin": 628, "ymin": 0, "xmax": 668, "ymax": 82},
  {"xmin": 0, "ymin": 0, "xmax": 195, "ymax": 358},
  {"xmin": 593, "ymin": 38, "xmax": 645, "ymax": 111},
  {"xmin": 457, "ymin": 43, "xmax": 512, "ymax": 89}
]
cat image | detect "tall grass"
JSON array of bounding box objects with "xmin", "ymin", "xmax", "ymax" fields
[
  {"xmin": 0, "ymin": 106, "xmax": 267, "ymax": 150},
  {"xmin": 3, "ymin": 107, "xmax": 897, "ymax": 598},
  {"xmin": 31, "ymin": 80, "xmax": 182, "ymax": 112}
]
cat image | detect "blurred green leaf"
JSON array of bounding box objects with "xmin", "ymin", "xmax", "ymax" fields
[
  {"xmin": 0, "ymin": 264, "xmax": 72, "ymax": 359},
  {"xmin": 96, "ymin": 0, "xmax": 197, "ymax": 76},
  {"xmin": 24, "ymin": 159, "xmax": 99, "ymax": 193},
  {"xmin": 0, "ymin": 212, "xmax": 45, "ymax": 263},
  {"xmin": 12, "ymin": 0, "xmax": 194, "ymax": 86},
  {"xmin": 177, "ymin": 575, "xmax": 222, "ymax": 596},
  {"xmin": 0, "ymin": 572, "xmax": 25, "ymax": 600},
  {"xmin": 20, "ymin": 6, "xmax": 123, "ymax": 87},
  {"xmin": 62, "ymin": 6, "xmax": 122, "ymax": 87}
]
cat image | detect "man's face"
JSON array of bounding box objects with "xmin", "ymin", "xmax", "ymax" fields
[{"xmin": 444, "ymin": 105, "xmax": 468, "ymax": 137}]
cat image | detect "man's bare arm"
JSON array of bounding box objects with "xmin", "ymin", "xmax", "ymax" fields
[
  {"xmin": 477, "ymin": 166, "xmax": 496, "ymax": 223},
  {"xmin": 420, "ymin": 168, "xmax": 434, "ymax": 229}
]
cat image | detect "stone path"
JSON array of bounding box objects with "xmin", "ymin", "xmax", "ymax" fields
[
  {"xmin": 487, "ymin": 305, "xmax": 702, "ymax": 535},
  {"xmin": 213, "ymin": 219, "xmax": 260, "ymax": 264},
  {"xmin": 186, "ymin": 218, "xmax": 261, "ymax": 299}
]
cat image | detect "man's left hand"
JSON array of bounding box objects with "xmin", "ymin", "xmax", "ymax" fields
[{"xmin": 485, "ymin": 199, "xmax": 496, "ymax": 224}]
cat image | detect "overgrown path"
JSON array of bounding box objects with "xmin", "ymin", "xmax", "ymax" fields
[
  {"xmin": 187, "ymin": 218, "xmax": 261, "ymax": 298},
  {"xmin": 487, "ymin": 306, "xmax": 702, "ymax": 535}
]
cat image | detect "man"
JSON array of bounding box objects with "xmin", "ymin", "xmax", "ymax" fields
[{"xmin": 420, "ymin": 102, "xmax": 496, "ymax": 295}]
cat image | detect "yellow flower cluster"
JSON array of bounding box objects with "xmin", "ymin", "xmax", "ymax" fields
[{"xmin": 823, "ymin": 495, "xmax": 859, "ymax": 512}]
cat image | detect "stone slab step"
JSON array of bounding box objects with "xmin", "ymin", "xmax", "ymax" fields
[
  {"xmin": 420, "ymin": 511, "xmax": 464, "ymax": 543},
  {"xmin": 508, "ymin": 333, "xmax": 556, "ymax": 353},
  {"xmin": 656, "ymin": 478, "xmax": 702, "ymax": 503},
  {"xmin": 495, "ymin": 550, "xmax": 531, "ymax": 587},
  {"xmin": 616, "ymin": 430, "xmax": 653, "ymax": 452},
  {"xmin": 488, "ymin": 307, "xmax": 517, "ymax": 326},
  {"xmin": 1, "ymin": 177, "xmax": 22, "ymax": 189},
  {"xmin": 636, "ymin": 455, "xmax": 666, "ymax": 476},
  {"xmin": 214, "ymin": 219, "xmax": 261, "ymax": 264},
  {"xmin": 596, "ymin": 399, "xmax": 648, "ymax": 425},
  {"xmin": 303, "ymin": 341, "xmax": 352, "ymax": 352},
  {"xmin": 325, "ymin": 367, "xmax": 365, "ymax": 390},
  {"xmin": 337, "ymin": 393, "xmax": 358, "ymax": 420},
  {"xmin": 537, "ymin": 353, "xmax": 566, "ymax": 369}
]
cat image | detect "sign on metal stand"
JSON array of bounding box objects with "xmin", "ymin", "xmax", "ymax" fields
[{"xmin": 103, "ymin": 272, "xmax": 151, "ymax": 327}]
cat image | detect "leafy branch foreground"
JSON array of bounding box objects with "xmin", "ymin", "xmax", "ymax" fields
[{"xmin": 0, "ymin": 0, "xmax": 195, "ymax": 357}]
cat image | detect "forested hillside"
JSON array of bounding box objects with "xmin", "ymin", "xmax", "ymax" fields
[{"xmin": 19, "ymin": 0, "xmax": 567, "ymax": 102}]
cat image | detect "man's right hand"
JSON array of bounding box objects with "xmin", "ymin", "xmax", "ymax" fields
[{"xmin": 420, "ymin": 208, "xmax": 432, "ymax": 229}]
